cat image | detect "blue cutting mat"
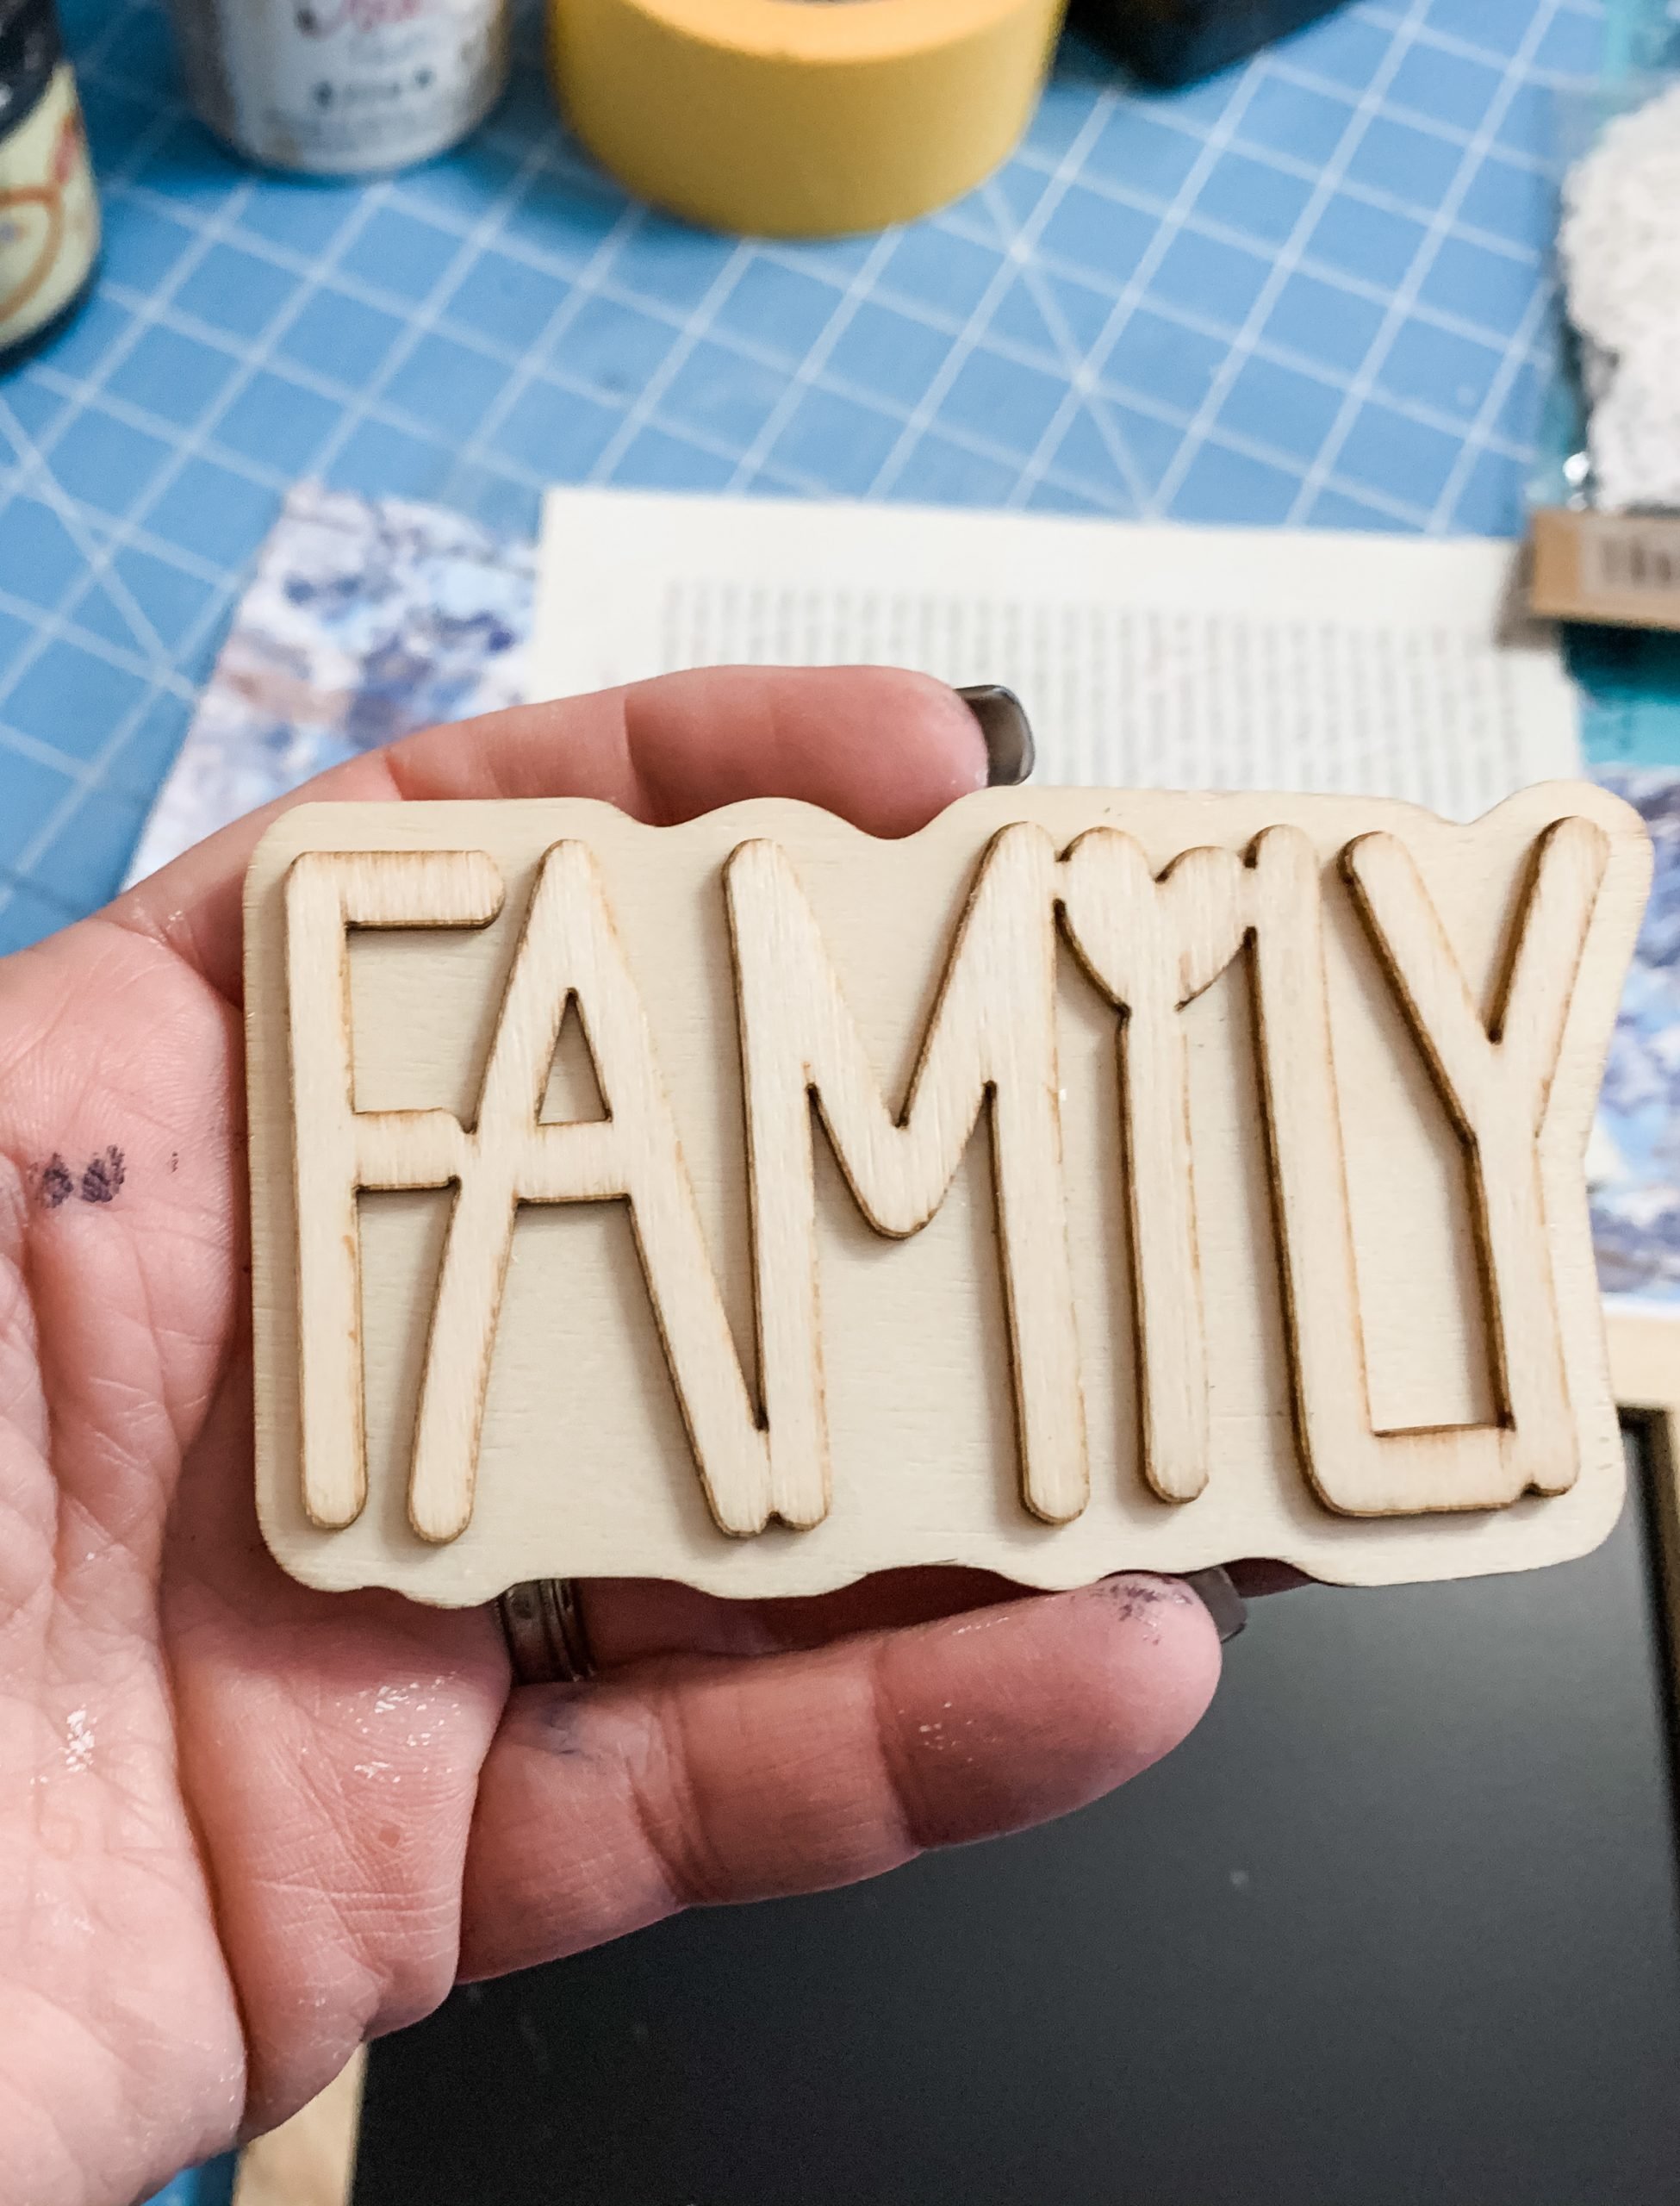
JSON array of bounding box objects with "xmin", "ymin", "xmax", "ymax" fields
[
  {"xmin": 0, "ymin": 4, "xmax": 1624, "ymax": 2194},
  {"xmin": 0, "ymin": 0, "xmax": 1605, "ymax": 955}
]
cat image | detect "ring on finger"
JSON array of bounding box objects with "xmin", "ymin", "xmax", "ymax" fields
[{"xmin": 498, "ymin": 1578, "xmax": 596, "ymax": 1685}]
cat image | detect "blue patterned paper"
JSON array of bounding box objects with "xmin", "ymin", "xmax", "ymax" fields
[
  {"xmin": 126, "ymin": 480, "xmax": 532, "ymax": 876},
  {"xmin": 1591, "ymin": 765, "xmax": 1680, "ymax": 1299}
]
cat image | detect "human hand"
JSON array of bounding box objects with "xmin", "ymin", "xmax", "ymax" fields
[{"xmin": 0, "ymin": 667, "xmax": 1221, "ymax": 2206}]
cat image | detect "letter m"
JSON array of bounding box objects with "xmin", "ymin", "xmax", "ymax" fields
[{"xmin": 726, "ymin": 825, "xmax": 1088, "ymax": 1525}]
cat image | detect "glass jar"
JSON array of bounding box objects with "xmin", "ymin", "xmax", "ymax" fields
[
  {"xmin": 163, "ymin": 0, "xmax": 509, "ymax": 178},
  {"xmin": 0, "ymin": 0, "xmax": 98, "ymax": 370}
]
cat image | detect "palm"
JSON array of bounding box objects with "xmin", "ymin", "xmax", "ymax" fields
[{"xmin": 0, "ymin": 669, "xmax": 1219, "ymax": 2206}]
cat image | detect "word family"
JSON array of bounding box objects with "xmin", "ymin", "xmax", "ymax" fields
[{"xmin": 246, "ymin": 784, "xmax": 1648, "ymax": 1607}]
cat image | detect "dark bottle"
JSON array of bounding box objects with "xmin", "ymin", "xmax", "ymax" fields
[
  {"xmin": 1074, "ymin": 0, "xmax": 1349, "ymax": 88},
  {"xmin": 0, "ymin": 0, "xmax": 97, "ymax": 370}
]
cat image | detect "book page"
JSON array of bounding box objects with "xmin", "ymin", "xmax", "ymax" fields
[{"xmin": 532, "ymin": 489, "xmax": 1580, "ymax": 819}]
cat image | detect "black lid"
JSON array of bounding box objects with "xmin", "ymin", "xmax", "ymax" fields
[
  {"xmin": 1072, "ymin": 0, "xmax": 1347, "ymax": 88},
  {"xmin": 0, "ymin": 0, "xmax": 62, "ymax": 129}
]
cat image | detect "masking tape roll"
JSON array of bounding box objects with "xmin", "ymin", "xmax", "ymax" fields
[{"xmin": 549, "ymin": 0, "xmax": 1067, "ymax": 239}]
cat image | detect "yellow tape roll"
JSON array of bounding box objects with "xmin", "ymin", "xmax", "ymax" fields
[{"xmin": 549, "ymin": 0, "xmax": 1067, "ymax": 239}]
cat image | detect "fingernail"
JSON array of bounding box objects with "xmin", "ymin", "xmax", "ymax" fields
[
  {"xmin": 958, "ymin": 684, "xmax": 1035, "ymax": 787},
  {"xmin": 1179, "ymin": 1567, "xmax": 1247, "ymax": 1643}
]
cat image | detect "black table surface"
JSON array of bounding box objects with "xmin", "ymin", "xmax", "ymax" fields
[{"xmin": 356, "ymin": 1431, "xmax": 1680, "ymax": 2206}]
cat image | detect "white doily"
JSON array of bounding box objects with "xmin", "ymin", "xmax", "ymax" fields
[{"xmin": 1559, "ymin": 79, "xmax": 1680, "ymax": 511}]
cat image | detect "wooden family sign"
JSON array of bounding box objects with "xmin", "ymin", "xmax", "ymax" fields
[{"xmin": 245, "ymin": 783, "xmax": 1651, "ymax": 1606}]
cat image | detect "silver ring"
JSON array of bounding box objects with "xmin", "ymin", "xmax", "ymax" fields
[{"xmin": 498, "ymin": 1578, "xmax": 596, "ymax": 1685}]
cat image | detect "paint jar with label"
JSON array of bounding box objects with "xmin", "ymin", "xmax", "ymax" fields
[
  {"xmin": 0, "ymin": 0, "xmax": 99, "ymax": 371},
  {"xmin": 165, "ymin": 0, "xmax": 508, "ymax": 176}
]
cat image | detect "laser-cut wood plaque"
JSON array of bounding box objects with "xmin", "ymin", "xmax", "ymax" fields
[{"xmin": 244, "ymin": 784, "xmax": 1651, "ymax": 1606}]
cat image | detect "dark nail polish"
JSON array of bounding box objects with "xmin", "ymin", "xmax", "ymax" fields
[
  {"xmin": 958, "ymin": 683, "xmax": 1035, "ymax": 788},
  {"xmin": 1180, "ymin": 1567, "xmax": 1247, "ymax": 1642}
]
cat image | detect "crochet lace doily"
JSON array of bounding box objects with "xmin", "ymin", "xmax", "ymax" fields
[{"xmin": 1559, "ymin": 79, "xmax": 1680, "ymax": 512}]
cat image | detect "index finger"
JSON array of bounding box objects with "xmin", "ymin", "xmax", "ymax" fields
[{"xmin": 114, "ymin": 665, "xmax": 988, "ymax": 1003}]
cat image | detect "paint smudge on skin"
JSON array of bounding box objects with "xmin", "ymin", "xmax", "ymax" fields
[
  {"xmin": 64, "ymin": 1708, "xmax": 94, "ymax": 1773},
  {"xmin": 1097, "ymin": 1573, "xmax": 1196, "ymax": 1639},
  {"xmin": 79, "ymin": 1148, "xmax": 125, "ymax": 1204},
  {"xmin": 32, "ymin": 1147, "xmax": 127, "ymax": 1208},
  {"xmin": 364, "ymin": 1678, "xmax": 451, "ymax": 1752},
  {"xmin": 535, "ymin": 1687, "xmax": 597, "ymax": 1760},
  {"xmin": 37, "ymin": 1156, "xmax": 73, "ymax": 1208}
]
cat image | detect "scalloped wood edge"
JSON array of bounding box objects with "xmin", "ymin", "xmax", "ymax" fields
[{"xmin": 245, "ymin": 782, "xmax": 1651, "ymax": 1606}]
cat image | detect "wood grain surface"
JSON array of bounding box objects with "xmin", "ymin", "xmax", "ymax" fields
[{"xmin": 244, "ymin": 783, "xmax": 1650, "ymax": 1605}]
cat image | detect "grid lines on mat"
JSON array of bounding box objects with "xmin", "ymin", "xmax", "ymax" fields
[{"xmin": 0, "ymin": 0, "xmax": 1603, "ymax": 948}]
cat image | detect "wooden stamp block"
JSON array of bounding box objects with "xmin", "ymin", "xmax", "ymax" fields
[{"xmin": 244, "ymin": 783, "xmax": 1651, "ymax": 1605}]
